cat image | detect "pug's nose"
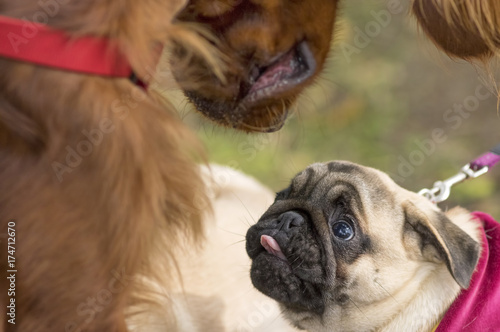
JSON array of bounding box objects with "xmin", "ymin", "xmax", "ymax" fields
[{"xmin": 276, "ymin": 211, "xmax": 304, "ymax": 232}]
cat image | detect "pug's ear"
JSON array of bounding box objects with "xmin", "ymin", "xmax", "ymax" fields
[{"xmin": 402, "ymin": 201, "xmax": 480, "ymax": 289}]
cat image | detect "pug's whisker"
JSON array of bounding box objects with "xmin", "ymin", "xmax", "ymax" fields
[
  {"xmin": 225, "ymin": 239, "xmax": 247, "ymax": 249},
  {"xmin": 290, "ymin": 255, "xmax": 303, "ymax": 265},
  {"xmin": 294, "ymin": 266, "xmax": 317, "ymax": 272},
  {"xmin": 218, "ymin": 227, "xmax": 245, "ymax": 238},
  {"xmin": 294, "ymin": 258, "xmax": 306, "ymax": 269},
  {"xmin": 349, "ymin": 298, "xmax": 368, "ymax": 320},
  {"xmin": 229, "ymin": 192, "xmax": 258, "ymax": 224},
  {"xmin": 374, "ymin": 280, "xmax": 400, "ymax": 305},
  {"xmin": 247, "ymin": 246, "xmax": 262, "ymax": 254},
  {"xmin": 241, "ymin": 216, "xmax": 253, "ymax": 227}
]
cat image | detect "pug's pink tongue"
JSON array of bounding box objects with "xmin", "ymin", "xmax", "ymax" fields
[{"xmin": 260, "ymin": 235, "xmax": 287, "ymax": 261}]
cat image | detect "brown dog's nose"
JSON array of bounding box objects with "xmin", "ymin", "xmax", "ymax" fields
[{"xmin": 276, "ymin": 211, "xmax": 304, "ymax": 232}]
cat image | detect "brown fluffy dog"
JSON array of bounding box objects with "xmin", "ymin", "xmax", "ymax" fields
[
  {"xmin": 412, "ymin": 0, "xmax": 500, "ymax": 61},
  {"xmin": 2, "ymin": 0, "xmax": 494, "ymax": 330},
  {"xmin": 0, "ymin": 0, "xmax": 337, "ymax": 331}
]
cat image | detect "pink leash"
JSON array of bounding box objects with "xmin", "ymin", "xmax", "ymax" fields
[{"xmin": 419, "ymin": 143, "xmax": 500, "ymax": 203}]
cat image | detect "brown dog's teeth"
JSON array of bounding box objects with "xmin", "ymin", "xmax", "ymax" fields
[
  {"xmin": 249, "ymin": 65, "xmax": 260, "ymax": 85},
  {"xmin": 246, "ymin": 41, "xmax": 316, "ymax": 102},
  {"xmin": 260, "ymin": 235, "xmax": 287, "ymax": 261},
  {"xmin": 249, "ymin": 51, "xmax": 296, "ymax": 93}
]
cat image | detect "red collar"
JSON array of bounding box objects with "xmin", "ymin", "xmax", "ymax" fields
[{"xmin": 0, "ymin": 15, "xmax": 133, "ymax": 78}]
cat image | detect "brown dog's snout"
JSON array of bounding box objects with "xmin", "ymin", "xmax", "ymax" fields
[
  {"xmin": 173, "ymin": 0, "xmax": 338, "ymax": 132},
  {"xmin": 224, "ymin": 5, "xmax": 295, "ymax": 64}
]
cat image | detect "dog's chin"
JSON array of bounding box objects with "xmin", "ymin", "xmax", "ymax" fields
[
  {"xmin": 248, "ymin": 223, "xmax": 326, "ymax": 314},
  {"xmin": 171, "ymin": 0, "xmax": 338, "ymax": 132},
  {"xmin": 183, "ymin": 91, "xmax": 292, "ymax": 132},
  {"xmin": 250, "ymin": 252, "xmax": 325, "ymax": 314},
  {"xmin": 179, "ymin": 41, "xmax": 316, "ymax": 132}
]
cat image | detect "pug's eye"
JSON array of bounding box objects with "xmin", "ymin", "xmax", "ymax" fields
[{"xmin": 332, "ymin": 221, "xmax": 354, "ymax": 241}]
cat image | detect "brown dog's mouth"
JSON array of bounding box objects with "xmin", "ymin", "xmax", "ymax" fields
[
  {"xmin": 172, "ymin": 0, "xmax": 338, "ymax": 133},
  {"xmin": 245, "ymin": 41, "xmax": 316, "ymax": 103},
  {"xmin": 177, "ymin": 41, "xmax": 317, "ymax": 133}
]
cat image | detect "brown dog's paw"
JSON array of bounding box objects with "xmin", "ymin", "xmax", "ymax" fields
[{"xmin": 172, "ymin": 0, "xmax": 339, "ymax": 132}]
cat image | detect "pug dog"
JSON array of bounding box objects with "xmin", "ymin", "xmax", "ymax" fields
[{"xmin": 245, "ymin": 161, "xmax": 492, "ymax": 332}]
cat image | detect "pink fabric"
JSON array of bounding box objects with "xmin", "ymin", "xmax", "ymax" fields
[
  {"xmin": 470, "ymin": 152, "xmax": 500, "ymax": 171},
  {"xmin": 436, "ymin": 212, "xmax": 500, "ymax": 332}
]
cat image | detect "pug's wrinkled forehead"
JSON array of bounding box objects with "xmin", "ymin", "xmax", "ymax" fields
[
  {"xmin": 246, "ymin": 161, "xmax": 415, "ymax": 314},
  {"xmin": 268, "ymin": 161, "xmax": 403, "ymax": 219}
]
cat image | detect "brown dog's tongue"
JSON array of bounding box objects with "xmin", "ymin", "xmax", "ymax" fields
[
  {"xmin": 260, "ymin": 235, "xmax": 287, "ymax": 261},
  {"xmin": 249, "ymin": 50, "xmax": 297, "ymax": 93}
]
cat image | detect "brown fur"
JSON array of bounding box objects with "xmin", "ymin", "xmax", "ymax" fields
[
  {"xmin": 0, "ymin": 42, "xmax": 206, "ymax": 332},
  {"xmin": 0, "ymin": 0, "xmax": 338, "ymax": 331},
  {"xmin": 2, "ymin": 0, "xmax": 497, "ymax": 330},
  {"xmin": 172, "ymin": 0, "xmax": 339, "ymax": 131},
  {"xmin": 412, "ymin": 0, "xmax": 500, "ymax": 60}
]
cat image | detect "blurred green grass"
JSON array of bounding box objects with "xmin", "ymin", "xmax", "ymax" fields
[{"xmin": 179, "ymin": 1, "xmax": 500, "ymax": 218}]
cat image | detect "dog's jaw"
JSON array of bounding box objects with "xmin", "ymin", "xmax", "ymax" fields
[
  {"xmin": 182, "ymin": 40, "xmax": 317, "ymax": 132},
  {"xmin": 246, "ymin": 41, "xmax": 317, "ymax": 102},
  {"xmin": 172, "ymin": 0, "xmax": 339, "ymax": 132},
  {"xmin": 247, "ymin": 211, "xmax": 327, "ymax": 315}
]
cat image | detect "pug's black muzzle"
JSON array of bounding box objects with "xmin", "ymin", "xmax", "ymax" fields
[
  {"xmin": 246, "ymin": 210, "xmax": 326, "ymax": 314},
  {"xmin": 247, "ymin": 211, "xmax": 304, "ymax": 259}
]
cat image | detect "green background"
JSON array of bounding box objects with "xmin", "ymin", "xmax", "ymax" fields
[{"xmin": 179, "ymin": 1, "xmax": 500, "ymax": 218}]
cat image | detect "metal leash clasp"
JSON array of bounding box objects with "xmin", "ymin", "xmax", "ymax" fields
[{"xmin": 418, "ymin": 164, "xmax": 489, "ymax": 204}]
